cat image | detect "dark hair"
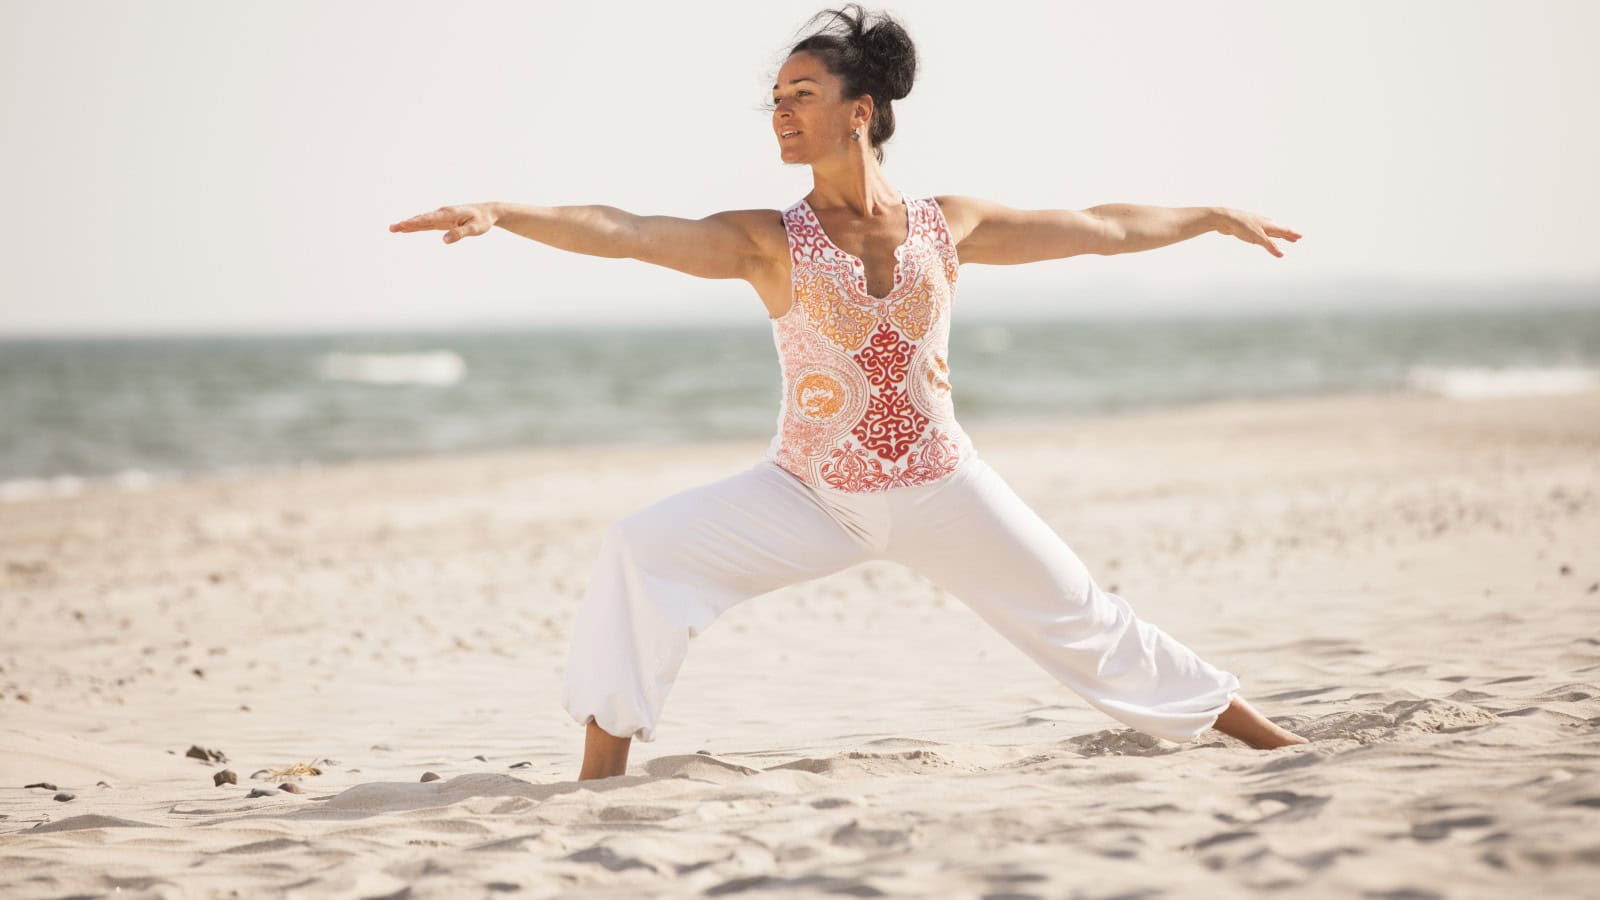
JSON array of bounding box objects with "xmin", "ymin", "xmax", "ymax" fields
[{"xmin": 786, "ymin": 4, "xmax": 918, "ymax": 164}]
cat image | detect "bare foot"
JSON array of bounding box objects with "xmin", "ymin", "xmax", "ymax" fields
[{"xmin": 1210, "ymin": 695, "xmax": 1311, "ymax": 749}]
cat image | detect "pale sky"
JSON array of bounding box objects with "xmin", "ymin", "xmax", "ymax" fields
[{"xmin": 2, "ymin": 0, "xmax": 1597, "ymax": 336}]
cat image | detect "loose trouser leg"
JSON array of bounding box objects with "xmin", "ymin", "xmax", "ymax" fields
[
  {"xmin": 886, "ymin": 457, "xmax": 1240, "ymax": 743},
  {"xmin": 561, "ymin": 460, "xmax": 875, "ymax": 742}
]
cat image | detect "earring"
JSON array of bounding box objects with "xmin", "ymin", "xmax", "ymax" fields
[{"xmin": 849, "ymin": 128, "xmax": 861, "ymax": 140}]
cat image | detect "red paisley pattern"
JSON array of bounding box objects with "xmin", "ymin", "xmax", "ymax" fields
[
  {"xmin": 852, "ymin": 386, "xmax": 927, "ymax": 461},
  {"xmin": 854, "ymin": 321, "xmax": 912, "ymax": 386},
  {"xmin": 766, "ymin": 192, "xmax": 974, "ymax": 493}
]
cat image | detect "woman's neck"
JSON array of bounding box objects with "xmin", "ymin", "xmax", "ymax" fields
[{"xmin": 807, "ymin": 155, "xmax": 898, "ymax": 215}]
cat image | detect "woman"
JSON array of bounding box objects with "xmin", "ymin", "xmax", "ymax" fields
[{"xmin": 390, "ymin": 4, "xmax": 1308, "ymax": 781}]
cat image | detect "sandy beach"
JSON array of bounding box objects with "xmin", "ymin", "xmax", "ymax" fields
[{"xmin": 2, "ymin": 388, "xmax": 1598, "ymax": 898}]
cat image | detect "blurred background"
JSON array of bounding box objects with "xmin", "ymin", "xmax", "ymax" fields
[{"xmin": 2, "ymin": 0, "xmax": 1597, "ymax": 495}]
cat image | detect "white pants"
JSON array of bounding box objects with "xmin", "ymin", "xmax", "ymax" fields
[{"xmin": 561, "ymin": 452, "xmax": 1240, "ymax": 744}]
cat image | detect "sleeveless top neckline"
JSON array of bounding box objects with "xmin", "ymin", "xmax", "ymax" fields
[
  {"xmin": 797, "ymin": 191, "xmax": 912, "ymax": 304},
  {"xmin": 762, "ymin": 192, "xmax": 976, "ymax": 494}
]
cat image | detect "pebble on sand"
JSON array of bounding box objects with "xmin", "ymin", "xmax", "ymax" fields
[
  {"xmin": 420, "ymin": 772, "xmax": 441, "ymax": 782},
  {"xmin": 214, "ymin": 769, "xmax": 237, "ymax": 787},
  {"xmin": 185, "ymin": 745, "xmax": 226, "ymax": 763}
]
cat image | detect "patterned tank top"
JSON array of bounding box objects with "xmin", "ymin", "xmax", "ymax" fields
[{"xmin": 763, "ymin": 191, "xmax": 977, "ymax": 493}]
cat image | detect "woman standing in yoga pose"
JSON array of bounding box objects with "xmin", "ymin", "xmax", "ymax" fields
[{"xmin": 390, "ymin": 4, "xmax": 1308, "ymax": 781}]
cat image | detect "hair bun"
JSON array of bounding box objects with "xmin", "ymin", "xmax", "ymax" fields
[{"xmin": 856, "ymin": 20, "xmax": 916, "ymax": 102}]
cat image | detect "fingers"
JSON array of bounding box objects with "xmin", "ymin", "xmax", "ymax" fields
[
  {"xmin": 1264, "ymin": 221, "xmax": 1302, "ymax": 241},
  {"xmin": 388, "ymin": 208, "xmax": 456, "ymax": 233},
  {"xmin": 389, "ymin": 211, "xmax": 441, "ymax": 233},
  {"xmin": 442, "ymin": 215, "xmax": 488, "ymax": 244},
  {"xmin": 1252, "ymin": 227, "xmax": 1283, "ymax": 258},
  {"xmin": 1249, "ymin": 216, "xmax": 1297, "ymax": 256}
]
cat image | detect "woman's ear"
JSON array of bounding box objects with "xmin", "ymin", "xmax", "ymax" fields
[{"xmin": 855, "ymin": 95, "xmax": 874, "ymax": 129}]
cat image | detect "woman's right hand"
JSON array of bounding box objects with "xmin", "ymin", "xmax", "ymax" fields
[{"xmin": 388, "ymin": 203, "xmax": 500, "ymax": 244}]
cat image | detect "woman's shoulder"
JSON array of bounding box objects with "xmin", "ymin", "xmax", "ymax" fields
[
  {"xmin": 925, "ymin": 194, "xmax": 980, "ymax": 247},
  {"xmin": 706, "ymin": 207, "xmax": 793, "ymax": 253}
]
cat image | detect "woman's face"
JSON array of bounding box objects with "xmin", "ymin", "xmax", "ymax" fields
[{"xmin": 771, "ymin": 51, "xmax": 860, "ymax": 164}]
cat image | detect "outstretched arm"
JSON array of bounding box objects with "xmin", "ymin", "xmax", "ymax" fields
[
  {"xmin": 933, "ymin": 195, "xmax": 1301, "ymax": 264},
  {"xmin": 388, "ymin": 202, "xmax": 775, "ymax": 281}
]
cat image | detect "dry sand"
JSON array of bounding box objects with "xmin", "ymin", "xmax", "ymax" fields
[{"xmin": 1, "ymin": 388, "xmax": 1597, "ymax": 898}]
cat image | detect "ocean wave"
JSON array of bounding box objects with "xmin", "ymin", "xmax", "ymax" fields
[
  {"xmin": 315, "ymin": 351, "xmax": 465, "ymax": 386},
  {"xmin": 1405, "ymin": 365, "xmax": 1600, "ymax": 398},
  {"xmin": 0, "ymin": 468, "xmax": 165, "ymax": 503}
]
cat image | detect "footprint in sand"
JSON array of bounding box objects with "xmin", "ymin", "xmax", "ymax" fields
[
  {"xmin": 1295, "ymin": 698, "xmax": 1499, "ymax": 744},
  {"xmin": 1242, "ymin": 789, "xmax": 1332, "ymax": 825},
  {"xmin": 564, "ymin": 844, "xmax": 660, "ymax": 874},
  {"xmin": 1410, "ymin": 814, "xmax": 1496, "ymax": 841}
]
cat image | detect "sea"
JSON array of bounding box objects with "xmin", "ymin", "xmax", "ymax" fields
[{"xmin": 2, "ymin": 302, "xmax": 1597, "ymax": 501}]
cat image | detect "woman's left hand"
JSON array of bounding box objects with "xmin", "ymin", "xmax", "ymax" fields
[{"xmin": 1213, "ymin": 208, "xmax": 1302, "ymax": 258}]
